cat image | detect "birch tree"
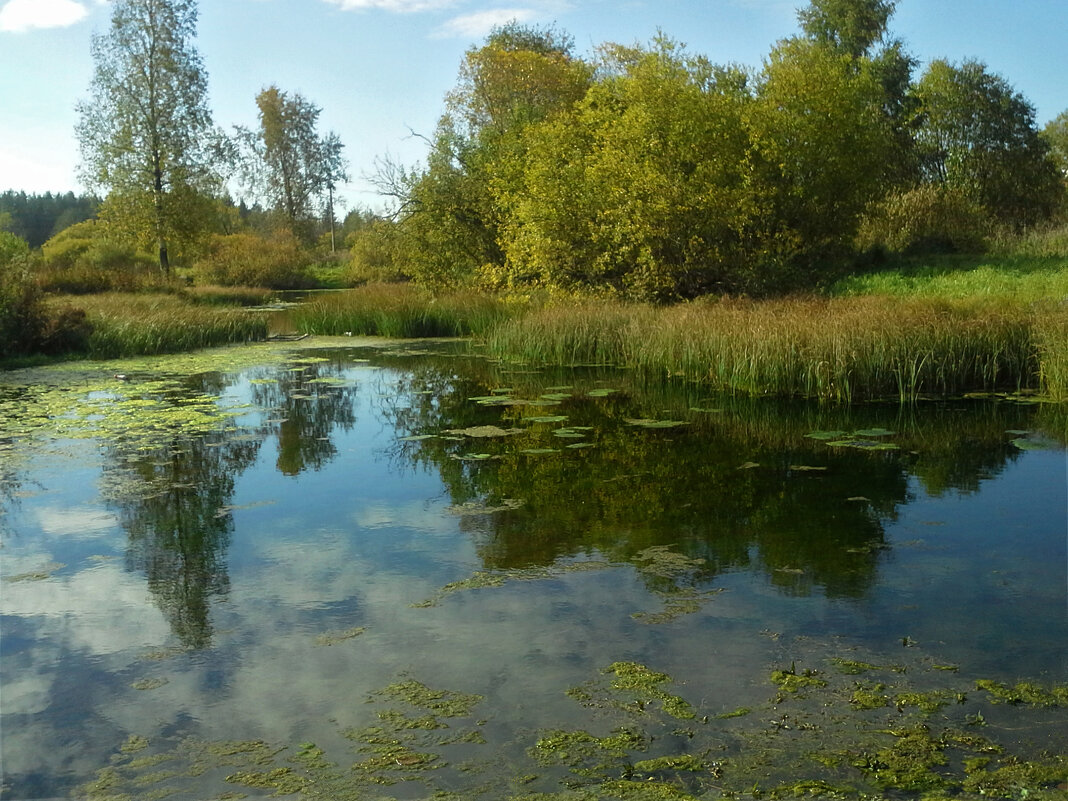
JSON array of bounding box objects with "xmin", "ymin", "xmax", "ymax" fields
[{"xmin": 76, "ymin": 0, "xmax": 219, "ymax": 273}]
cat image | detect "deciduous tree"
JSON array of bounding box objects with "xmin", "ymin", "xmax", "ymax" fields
[
  {"xmin": 913, "ymin": 60, "xmax": 1063, "ymax": 227},
  {"xmin": 76, "ymin": 0, "xmax": 219, "ymax": 273},
  {"xmin": 235, "ymin": 86, "xmax": 348, "ymax": 243}
]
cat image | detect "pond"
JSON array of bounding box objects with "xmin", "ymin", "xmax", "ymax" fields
[{"xmin": 1, "ymin": 339, "xmax": 1066, "ymax": 800}]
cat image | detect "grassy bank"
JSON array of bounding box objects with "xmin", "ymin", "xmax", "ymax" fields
[
  {"xmin": 45, "ymin": 293, "xmax": 268, "ymax": 360},
  {"xmin": 485, "ymin": 295, "xmax": 1062, "ymax": 401},
  {"xmin": 290, "ymin": 283, "xmax": 510, "ymax": 338}
]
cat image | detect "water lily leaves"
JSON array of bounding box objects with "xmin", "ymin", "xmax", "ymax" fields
[
  {"xmin": 737, "ymin": 461, "xmax": 760, "ymax": 470},
  {"xmin": 852, "ymin": 428, "xmax": 895, "ymax": 438},
  {"xmin": 540, "ymin": 392, "xmax": 573, "ymax": 401},
  {"xmin": 526, "ymin": 415, "xmax": 568, "ymax": 424},
  {"xmin": 553, "ymin": 428, "xmax": 588, "ymax": 438},
  {"xmin": 789, "ymin": 465, "xmax": 828, "ymax": 472},
  {"xmin": 399, "ymin": 434, "xmax": 437, "ymax": 442},
  {"xmin": 1010, "ymin": 435, "xmax": 1060, "ymax": 451},
  {"xmin": 566, "ymin": 442, "xmax": 595, "ymax": 449},
  {"xmin": 826, "ymin": 439, "xmax": 899, "ymax": 451},
  {"xmin": 586, "ymin": 388, "xmax": 618, "ymax": 397},
  {"xmin": 520, "ymin": 448, "xmax": 560, "ymax": 455},
  {"xmin": 690, "ymin": 407, "xmax": 723, "ymax": 414},
  {"xmin": 624, "ymin": 419, "xmax": 688, "ymax": 429},
  {"xmin": 444, "ymin": 425, "xmax": 522, "ymax": 438},
  {"xmin": 805, "ymin": 430, "xmax": 848, "ymax": 441}
]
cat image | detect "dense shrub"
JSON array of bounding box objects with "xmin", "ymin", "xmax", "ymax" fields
[
  {"xmin": 0, "ymin": 257, "xmax": 47, "ymax": 359},
  {"xmin": 192, "ymin": 232, "xmax": 315, "ymax": 289},
  {"xmin": 347, "ymin": 221, "xmax": 409, "ymax": 285},
  {"xmin": 38, "ymin": 219, "xmax": 164, "ymax": 293},
  {"xmin": 855, "ymin": 184, "xmax": 990, "ymax": 255}
]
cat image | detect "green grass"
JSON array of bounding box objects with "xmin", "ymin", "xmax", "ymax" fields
[
  {"xmin": 291, "ymin": 282, "xmax": 511, "ymax": 338},
  {"xmin": 487, "ymin": 295, "xmax": 1044, "ymax": 401},
  {"xmin": 831, "ymin": 255, "xmax": 1068, "ymax": 301},
  {"xmin": 46, "ymin": 293, "xmax": 268, "ymax": 359}
]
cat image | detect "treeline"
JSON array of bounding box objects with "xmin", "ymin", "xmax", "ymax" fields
[
  {"xmin": 0, "ymin": 191, "xmax": 99, "ymax": 249},
  {"xmin": 363, "ymin": 0, "xmax": 1066, "ymax": 300}
]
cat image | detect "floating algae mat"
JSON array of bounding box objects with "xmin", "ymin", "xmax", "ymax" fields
[{"xmin": 1, "ymin": 339, "xmax": 1066, "ymax": 799}]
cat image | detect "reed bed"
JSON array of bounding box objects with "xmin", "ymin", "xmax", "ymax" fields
[
  {"xmin": 487, "ymin": 295, "xmax": 1043, "ymax": 401},
  {"xmin": 291, "ymin": 282, "xmax": 510, "ymax": 338},
  {"xmin": 49, "ymin": 293, "xmax": 268, "ymax": 359},
  {"xmin": 1033, "ymin": 302, "xmax": 1068, "ymax": 401}
]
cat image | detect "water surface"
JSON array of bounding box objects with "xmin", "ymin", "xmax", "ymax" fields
[{"xmin": 1, "ymin": 340, "xmax": 1066, "ymax": 799}]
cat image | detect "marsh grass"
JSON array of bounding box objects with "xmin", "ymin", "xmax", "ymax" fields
[
  {"xmin": 291, "ymin": 282, "xmax": 510, "ymax": 338},
  {"xmin": 47, "ymin": 293, "xmax": 268, "ymax": 359},
  {"xmin": 488, "ymin": 296, "xmax": 1043, "ymax": 401}
]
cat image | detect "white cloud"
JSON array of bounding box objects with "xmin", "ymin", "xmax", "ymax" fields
[
  {"xmin": 322, "ymin": 0, "xmax": 458, "ymax": 12},
  {"xmin": 0, "ymin": 0, "xmax": 89, "ymax": 33},
  {"xmin": 434, "ymin": 7, "xmax": 536, "ymax": 38}
]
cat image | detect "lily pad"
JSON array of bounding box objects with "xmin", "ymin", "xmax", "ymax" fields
[
  {"xmin": 553, "ymin": 429, "xmax": 587, "ymax": 438},
  {"xmin": 827, "ymin": 439, "xmax": 900, "ymax": 451},
  {"xmin": 540, "ymin": 393, "xmax": 573, "ymax": 401},
  {"xmin": 565, "ymin": 442, "xmax": 595, "ymax": 449},
  {"xmin": 1011, "ymin": 436, "xmax": 1060, "ymax": 451},
  {"xmin": 444, "ymin": 425, "xmax": 522, "ymax": 438},
  {"xmin": 852, "ymin": 428, "xmax": 895, "ymax": 438},
  {"xmin": 520, "ymin": 448, "xmax": 560, "ymax": 455},
  {"xmin": 624, "ymin": 419, "xmax": 688, "ymax": 429},
  {"xmin": 526, "ymin": 415, "xmax": 568, "ymax": 424},
  {"xmin": 586, "ymin": 388, "xmax": 618, "ymax": 397},
  {"xmin": 790, "ymin": 465, "xmax": 828, "ymax": 472},
  {"xmin": 805, "ymin": 430, "xmax": 848, "ymax": 441},
  {"xmin": 399, "ymin": 434, "xmax": 437, "ymax": 442}
]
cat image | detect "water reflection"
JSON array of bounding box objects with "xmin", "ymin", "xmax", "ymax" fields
[
  {"xmin": 0, "ymin": 342, "xmax": 1064, "ymax": 800},
  {"xmin": 373, "ymin": 348, "xmax": 1048, "ymax": 602}
]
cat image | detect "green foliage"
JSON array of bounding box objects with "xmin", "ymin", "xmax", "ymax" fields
[
  {"xmin": 234, "ymin": 86, "xmax": 348, "ymax": 243},
  {"xmin": 912, "ymin": 59, "xmax": 1064, "ymax": 228},
  {"xmin": 1042, "ymin": 110, "xmax": 1068, "ymax": 177},
  {"xmin": 346, "ymin": 218, "xmax": 409, "ymax": 284},
  {"xmin": 76, "ymin": 0, "xmax": 221, "ymax": 273},
  {"xmin": 38, "ymin": 218, "xmax": 166, "ymax": 294},
  {"xmin": 856, "ymin": 183, "xmax": 990, "ymax": 254},
  {"xmin": 0, "ymin": 231, "xmax": 30, "ymax": 265},
  {"xmin": 0, "ymin": 257, "xmax": 47, "ymax": 359},
  {"xmin": 798, "ymin": 0, "xmax": 896, "ymax": 58},
  {"xmin": 192, "ymin": 232, "xmax": 315, "ymax": 289}
]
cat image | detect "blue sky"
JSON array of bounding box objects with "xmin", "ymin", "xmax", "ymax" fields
[{"xmin": 1, "ymin": 0, "xmax": 1065, "ymax": 212}]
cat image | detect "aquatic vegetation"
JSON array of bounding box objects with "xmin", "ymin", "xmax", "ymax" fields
[
  {"xmin": 74, "ymin": 646, "xmax": 1068, "ymax": 801},
  {"xmin": 975, "ymin": 679, "xmax": 1068, "ymax": 707},
  {"xmin": 313, "ymin": 626, "xmax": 365, "ymax": 646}
]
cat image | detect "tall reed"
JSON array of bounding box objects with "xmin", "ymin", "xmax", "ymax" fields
[
  {"xmin": 52, "ymin": 294, "xmax": 268, "ymax": 359},
  {"xmin": 291, "ymin": 283, "xmax": 510, "ymax": 338},
  {"xmin": 487, "ymin": 295, "xmax": 1040, "ymax": 401}
]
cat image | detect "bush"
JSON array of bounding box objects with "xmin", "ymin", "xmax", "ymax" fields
[
  {"xmin": 347, "ymin": 220, "xmax": 409, "ymax": 285},
  {"xmin": 192, "ymin": 232, "xmax": 315, "ymax": 289},
  {"xmin": 38, "ymin": 220, "xmax": 165, "ymax": 294},
  {"xmin": 0, "ymin": 257, "xmax": 47, "ymax": 359},
  {"xmin": 855, "ymin": 184, "xmax": 990, "ymax": 256},
  {"xmin": 0, "ymin": 231, "xmax": 30, "ymax": 265}
]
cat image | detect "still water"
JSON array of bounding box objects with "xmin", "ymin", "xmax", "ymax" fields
[{"xmin": 1, "ymin": 340, "xmax": 1066, "ymax": 799}]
